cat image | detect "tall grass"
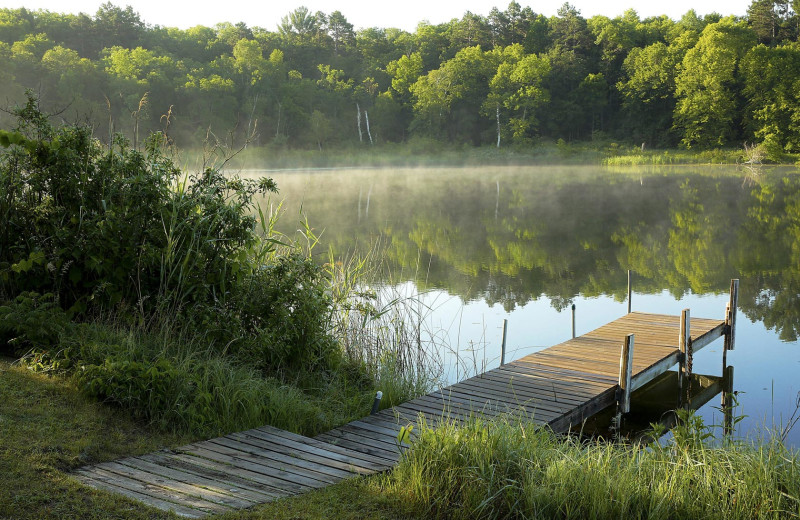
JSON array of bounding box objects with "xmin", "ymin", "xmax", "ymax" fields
[
  {"xmin": 602, "ymin": 148, "xmax": 745, "ymax": 165},
  {"xmin": 388, "ymin": 414, "xmax": 800, "ymax": 520},
  {"xmin": 323, "ymin": 239, "xmax": 443, "ymax": 409}
]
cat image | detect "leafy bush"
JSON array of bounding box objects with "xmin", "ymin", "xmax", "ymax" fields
[
  {"xmin": 0, "ymin": 96, "xmax": 433, "ymax": 439},
  {"xmin": 225, "ymin": 253, "xmax": 338, "ymax": 372},
  {"xmin": 0, "ymin": 94, "xmax": 276, "ymax": 316},
  {"xmin": 0, "ymin": 291, "xmax": 70, "ymax": 355}
]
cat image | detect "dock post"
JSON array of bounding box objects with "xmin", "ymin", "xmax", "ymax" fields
[
  {"xmin": 627, "ymin": 270, "xmax": 632, "ymax": 314},
  {"xmin": 722, "ymin": 365, "xmax": 735, "ymax": 437},
  {"xmin": 500, "ymin": 319, "xmax": 508, "ymax": 366},
  {"xmin": 724, "ymin": 279, "xmax": 739, "ymax": 351},
  {"xmin": 617, "ymin": 334, "xmax": 635, "ymax": 414},
  {"xmin": 571, "ymin": 304, "xmax": 576, "ymax": 339},
  {"xmin": 678, "ymin": 309, "xmax": 690, "ymax": 390}
]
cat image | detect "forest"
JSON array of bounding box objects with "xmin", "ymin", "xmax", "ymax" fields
[{"xmin": 1, "ymin": 1, "xmax": 800, "ymax": 157}]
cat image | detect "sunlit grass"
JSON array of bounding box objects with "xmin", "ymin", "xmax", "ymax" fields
[
  {"xmin": 386, "ymin": 415, "xmax": 800, "ymax": 520},
  {"xmin": 0, "ymin": 359, "xmax": 194, "ymax": 519}
]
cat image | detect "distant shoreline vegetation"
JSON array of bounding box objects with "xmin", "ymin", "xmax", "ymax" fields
[
  {"xmin": 1, "ymin": 2, "xmax": 800, "ymax": 161},
  {"xmin": 198, "ymin": 140, "xmax": 800, "ymax": 171}
]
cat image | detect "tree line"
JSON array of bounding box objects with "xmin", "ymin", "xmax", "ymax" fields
[{"xmin": 1, "ymin": 1, "xmax": 799, "ymax": 154}]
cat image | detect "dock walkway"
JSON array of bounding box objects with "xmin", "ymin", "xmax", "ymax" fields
[{"xmin": 74, "ymin": 295, "xmax": 738, "ymax": 517}]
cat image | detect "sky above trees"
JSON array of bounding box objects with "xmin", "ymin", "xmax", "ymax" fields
[{"xmin": 0, "ymin": 0, "xmax": 752, "ymax": 31}]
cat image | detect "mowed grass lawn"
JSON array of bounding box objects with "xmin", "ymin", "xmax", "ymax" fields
[{"xmin": 0, "ymin": 359, "xmax": 419, "ymax": 520}]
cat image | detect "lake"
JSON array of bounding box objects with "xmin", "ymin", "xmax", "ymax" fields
[{"xmin": 247, "ymin": 164, "xmax": 800, "ymax": 446}]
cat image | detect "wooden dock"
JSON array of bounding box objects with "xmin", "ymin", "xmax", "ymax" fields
[
  {"xmin": 317, "ymin": 309, "xmax": 731, "ymax": 459},
  {"xmin": 73, "ymin": 281, "xmax": 739, "ymax": 517}
]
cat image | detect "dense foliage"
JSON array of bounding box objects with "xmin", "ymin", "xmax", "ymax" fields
[
  {"xmin": 1, "ymin": 2, "xmax": 800, "ymax": 157},
  {"xmin": 0, "ymin": 98, "xmax": 437, "ymax": 437},
  {"xmin": 0, "ymin": 94, "xmax": 279, "ymax": 317},
  {"xmin": 0, "ymin": 97, "xmax": 388, "ymax": 435}
]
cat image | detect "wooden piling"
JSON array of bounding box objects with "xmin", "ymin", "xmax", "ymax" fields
[
  {"xmin": 725, "ymin": 279, "xmax": 739, "ymax": 351},
  {"xmin": 678, "ymin": 309, "xmax": 690, "ymax": 389},
  {"xmin": 627, "ymin": 270, "xmax": 632, "ymax": 314},
  {"xmin": 617, "ymin": 334, "xmax": 635, "ymax": 414},
  {"xmin": 571, "ymin": 304, "xmax": 576, "ymax": 339},
  {"xmin": 500, "ymin": 319, "xmax": 508, "ymax": 366},
  {"xmin": 722, "ymin": 365, "xmax": 735, "ymax": 436}
]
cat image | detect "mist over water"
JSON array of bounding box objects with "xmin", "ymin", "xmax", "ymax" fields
[{"xmin": 243, "ymin": 164, "xmax": 800, "ymax": 446}]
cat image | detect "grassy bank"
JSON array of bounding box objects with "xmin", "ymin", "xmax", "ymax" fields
[
  {"xmin": 0, "ymin": 358, "xmax": 420, "ymax": 520},
  {"xmin": 0, "ymin": 359, "xmax": 193, "ymax": 519},
  {"xmin": 5, "ymin": 363, "xmax": 798, "ymax": 520}
]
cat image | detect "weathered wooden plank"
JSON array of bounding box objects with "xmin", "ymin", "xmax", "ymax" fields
[
  {"xmin": 119, "ymin": 456, "xmax": 271, "ymax": 503},
  {"xmin": 345, "ymin": 419, "xmax": 403, "ymax": 438},
  {"xmin": 475, "ymin": 363, "xmax": 611, "ymax": 389},
  {"xmin": 455, "ymin": 371, "xmax": 599, "ymax": 401},
  {"xmin": 229, "ymin": 431, "xmax": 371, "ymax": 476},
  {"xmin": 205, "ymin": 437, "xmax": 348, "ymax": 483},
  {"xmin": 503, "ymin": 360, "xmax": 618, "ymax": 384},
  {"xmin": 355, "ymin": 413, "xmax": 403, "ymax": 431},
  {"xmin": 163, "ymin": 451, "xmax": 305, "ymax": 496},
  {"xmin": 95, "ymin": 460, "xmax": 252, "ymax": 509},
  {"xmin": 428, "ymin": 388, "xmax": 568, "ymax": 419},
  {"xmin": 313, "ymin": 433, "xmax": 400, "ymax": 463},
  {"xmin": 255, "ymin": 425, "xmax": 392, "ymax": 468},
  {"xmin": 75, "ymin": 466, "xmax": 232, "ymax": 515},
  {"xmin": 449, "ymin": 383, "xmax": 590, "ymax": 413},
  {"xmin": 630, "ymin": 351, "xmax": 681, "ymax": 393},
  {"xmin": 390, "ymin": 401, "xmax": 473, "ymax": 424},
  {"xmin": 74, "ymin": 472, "xmax": 205, "ymax": 518},
  {"xmin": 692, "ymin": 322, "xmax": 726, "ymax": 351},
  {"xmin": 176, "ymin": 445, "xmax": 327, "ymax": 491},
  {"xmin": 244, "ymin": 427, "xmax": 388, "ymax": 472},
  {"xmin": 315, "ymin": 427, "xmax": 401, "ymax": 454},
  {"xmin": 450, "ymin": 378, "xmax": 591, "ymax": 407},
  {"xmin": 141, "ymin": 452, "xmax": 292, "ymax": 499}
]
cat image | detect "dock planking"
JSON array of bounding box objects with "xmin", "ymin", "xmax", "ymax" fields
[{"xmin": 74, "ymin": 298, "xmax": 736, "ymax": 517}]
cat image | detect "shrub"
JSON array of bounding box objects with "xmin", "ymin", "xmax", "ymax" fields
[
  {"xmin": 0, "ymin": 93, "xmax": 277, "ymax": 316},
  {"xmin": 0, "ymin": 291, "xmax": 70, "ymax": 356},
  {"xmin": 226, "ymin": 253, "xmax": 339, "ymax": 373}
]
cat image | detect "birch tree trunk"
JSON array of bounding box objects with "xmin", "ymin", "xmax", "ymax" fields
[
  {"xmin": 496, "ymin": 102, "xmax": 501, "ymax": 148},
  {"xmin": 356, "ymin": 103, "xmax": 363, "ymax": 142}
]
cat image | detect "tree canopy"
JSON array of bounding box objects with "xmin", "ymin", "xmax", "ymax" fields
[{"xmin": 0, "ymin": 1, "xmax": 798, "ymax": 152}]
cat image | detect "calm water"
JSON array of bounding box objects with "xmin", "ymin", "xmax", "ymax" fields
[{"xmin": 247, "ymin": 165, "xmax": 800, "ymax": 446}]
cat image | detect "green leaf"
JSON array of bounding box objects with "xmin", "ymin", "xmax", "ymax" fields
[{"xmin": 397, "ymin": 424, "xmax": 413, "ymax": 445}]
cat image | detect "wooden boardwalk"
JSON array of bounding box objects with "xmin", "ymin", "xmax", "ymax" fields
[
  {"xmin": 74, "ymin": 300, "xmax": 737, "ymax": 517},
  {"xmin": 73, "ymin": 425, "xmax": 394, "ymax": 518}
]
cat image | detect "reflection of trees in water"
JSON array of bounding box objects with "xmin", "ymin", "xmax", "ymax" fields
[{"xmin": 278, "ymin": 168, "xmax": 800, "ymax": 341}]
